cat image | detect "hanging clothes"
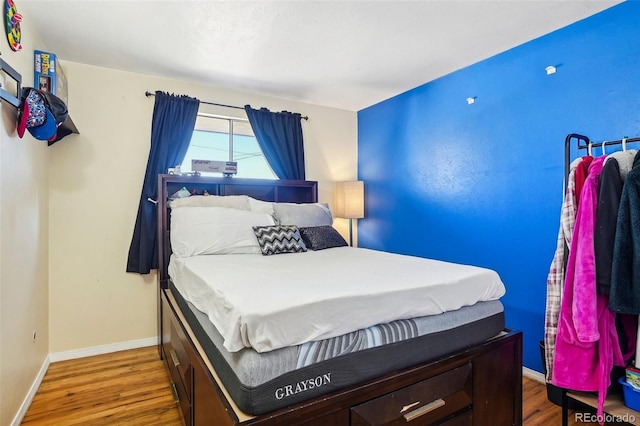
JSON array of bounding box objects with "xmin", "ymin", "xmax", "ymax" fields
[
  {"xmin": 552, "ymin": 156, "xmax": 626, "ymax": 420},
  {"xmin": 596, "ymin": 150, "xmax": 638, "ymax": 296},
  {"xmin": 610, "ymin": 151, "xmax": 640, "ymax": 313},
  {"xmin": 575, "ymin": 156, "xmax": 594, "ymax": 206},
  {"xmin": 544, "ymin": 157, "xmax": 582, "ymax": 381},
  {"xmin": 595, "ymin": 150, "xmax": 639, "ymax": 371}
]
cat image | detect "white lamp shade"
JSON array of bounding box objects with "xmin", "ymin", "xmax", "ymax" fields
[{"xmin": 335, "ymin": 181, "xmax": 364, "ymax": 219}]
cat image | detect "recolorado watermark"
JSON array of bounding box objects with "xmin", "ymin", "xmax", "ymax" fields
[{"xmin": 575, "ymin": 412, "xmax": 636, "ymax": 423}]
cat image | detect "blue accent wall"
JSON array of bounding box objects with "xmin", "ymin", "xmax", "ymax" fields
[{"xmin": 357, "ymin": 2, "xmax": 640, "ymax": 373}]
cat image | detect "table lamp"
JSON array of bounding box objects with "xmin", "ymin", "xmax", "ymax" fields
[{"xmin": 335, "ymin": 181, "xmax": 364, "ymax": 246}]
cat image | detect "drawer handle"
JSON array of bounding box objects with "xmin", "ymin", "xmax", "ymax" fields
[
  {"xmin": 403, "ymin": 398, "xmax": 445, "ymax": 422},
  {"xmin": 170, "ymin": 383, "xmax": 179, "ymax": 404},
  {"xmin": 169, "ymin": 349, "xmax": 180, "ymax": 368}
]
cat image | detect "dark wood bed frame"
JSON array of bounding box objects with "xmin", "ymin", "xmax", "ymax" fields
[{"xmin": 156, "ymin": 174, "xmax": 523, "ymax": 426}]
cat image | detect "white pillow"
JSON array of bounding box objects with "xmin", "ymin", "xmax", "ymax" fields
[
  {"xmin": 171, "ymin": 207, "xmax": 275, "ymax": 257},
  {"xmin": 169, "ymin": 195, "xmax": 251, "ymax": 210},
  {"xmin": 247, "ymin": 197, "xmax": 275, "ymax": 216},
  {"xmin": 272, "ymin": 202, "xmax": 333, "ymax": 227}
]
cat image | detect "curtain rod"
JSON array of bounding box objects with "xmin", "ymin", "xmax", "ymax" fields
[{"xmin": 144, "ymin": 91, "xmax": 308, "ymax": 120}]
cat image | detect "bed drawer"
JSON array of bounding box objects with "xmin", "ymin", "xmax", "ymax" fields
[
  {"xmin": 167, "ymin": 320, "xmax": 193, "ymax": 399},
  {"xmin": 350, "ymin": 363, "xmax": 472, "ymax": 425},
  {"xmin": 168, "ymin": 358, "xmax": 192, "ymax": 426},
  {"xmin": 162, "ymin": 297, "xmax": 194, "ymax": 425}
]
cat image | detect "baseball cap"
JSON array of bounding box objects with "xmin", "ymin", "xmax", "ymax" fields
[{"xmin": 16, "ymin": 87, "xmax": 67, "ymax": 141}]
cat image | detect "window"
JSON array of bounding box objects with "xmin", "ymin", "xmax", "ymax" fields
[{"xmin": 180, "ymin": 114, "xmax": 276, "ymax": 179}]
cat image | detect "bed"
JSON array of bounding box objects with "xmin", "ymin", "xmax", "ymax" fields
[{"xmin": 156, "ymin": 174, "xmax": 523, "ymax": 426}]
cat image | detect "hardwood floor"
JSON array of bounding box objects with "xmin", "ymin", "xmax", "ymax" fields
[
  {"xmin": 522, "ymin": 375, "xmax": 632, "ymax": 425},
  {"xmin": 523, "ymin": 374, "xmax": 584, "ymax": 425},
  {"xmin": 21, "ymin": 346, "xmax": 182, "ymax": 426},
  {"xmin": 19, "ymin": 346, "xmax": 613, "ymax": 425}
]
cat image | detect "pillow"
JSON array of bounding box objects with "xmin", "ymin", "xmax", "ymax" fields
[
  {"xmin": 252, "ymin": 225, "xmax": 307, "ymax": 256},
  {"xmin": 171, "ymin": 207, "xmax": 275, "ymax": 257},
  {"xmin": 169, "ymin": 195, "xmax": 251, "ymax": 210},
  {"xmin": 247, "ymin": 197, "xmax": 275, "ymax": 216},
  {"xmin": 299, "ymin": 225, "xmax": 348, "ymax": 250},
  {"xmin": 272, "ymin": 202, "xmax": 333, "ymax": 227}
]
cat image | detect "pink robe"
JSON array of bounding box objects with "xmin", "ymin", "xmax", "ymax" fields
[{"xmin": 552, "ymin": 156, "xmax": 624, "ymax": 421}]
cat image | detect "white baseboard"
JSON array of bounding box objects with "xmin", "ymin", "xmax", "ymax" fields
[
  {"xmin": 49, "ymin": 337, "xmax": 158, "ymax": 363},
  {"xmin": 11, "ymin": 337, "xmax": 158, "ymax": 426},
  {"xmin": 10, "ymin": 354, "xmax": 51, "ymax": 426},
  {"xmin": 523, "ymin": 366, "xmax": 546, "ymax": 383}
]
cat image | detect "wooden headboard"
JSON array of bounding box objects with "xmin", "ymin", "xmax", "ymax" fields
[{"xmin": 156, "ymin": 174, "xmax": 319, "ymax": 286}]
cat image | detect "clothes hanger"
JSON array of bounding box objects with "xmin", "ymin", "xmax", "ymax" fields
[
  {"xmin": 588, "ymin": 141, "xmax": 593, "ymax": 156},
  {"xmin": 622, "ymin": 137, "xmax": 628, "ymax": 152},
  {"xmin": 601, "ymin": 140, "xmax": 607, "ymax": 156}
]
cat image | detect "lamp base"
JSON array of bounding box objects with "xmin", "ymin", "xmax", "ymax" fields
[{"xmin": 348, "ymin": 218, "xmax": 353, "ymax": 247}]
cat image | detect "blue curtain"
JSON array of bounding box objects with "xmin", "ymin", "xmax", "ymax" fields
[
  {"xmin": 244, "ymin": 105, "xmax": 305, "ymax": 180},
  {"xmin": 126, "ymin": 92, "xmax": 200, "ymax": 274}
]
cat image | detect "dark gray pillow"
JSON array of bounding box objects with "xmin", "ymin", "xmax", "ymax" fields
[
  {"xmin": 253, "ymin": 225, "xmax": 307, "ymax": 255},
  {"xmin": 299, "ymin": 226, "xmax": 348, "ymax": 250}
]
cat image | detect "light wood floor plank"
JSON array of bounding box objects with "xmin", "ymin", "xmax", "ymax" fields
[
  {"xmin": 21, "ymin": 346, "xmax": 182, "ymax": 426},
  {"xmin": 22, "ymin": 345, "xmax": 627, "ymax": 425}
]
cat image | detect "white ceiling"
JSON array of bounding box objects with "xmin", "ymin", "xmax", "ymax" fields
[{"xmin": 18, "ymin": 0, "xmax": 622, "ymax": 111}]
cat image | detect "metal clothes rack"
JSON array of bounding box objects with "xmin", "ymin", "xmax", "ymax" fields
[
  {"xmin": 564, "ymin": 133, "xmax": 640, "ymax": 186},
  {"xmin": 144, "ymin": 91, "xmax": 309, "ymax": 120},
  {"xmin": 561, "ymin": 132, "xmax": 640, "ymax": 426}
]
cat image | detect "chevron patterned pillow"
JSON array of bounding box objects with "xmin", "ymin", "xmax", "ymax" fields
[{"xmin": 253, "ymin": 225, "xmax": 307, "ymax": 256}]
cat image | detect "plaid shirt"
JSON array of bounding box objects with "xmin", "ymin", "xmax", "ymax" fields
[{"xmin": 544, "ymin": 158, "xmax": 581, "ymax": 381}]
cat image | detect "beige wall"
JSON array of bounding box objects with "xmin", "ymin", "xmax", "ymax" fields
[
  {"xmin": 48, "ymin": 62, "xmax": 357, "ymax": 353},
  {"xmin": 0, "ymin": 19, "xmax": 51, "ymax": 426}
]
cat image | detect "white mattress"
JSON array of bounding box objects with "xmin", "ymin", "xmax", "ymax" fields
[{"xmin": 168, "ymin": 247, "xmax": 506, "ymax": 353}]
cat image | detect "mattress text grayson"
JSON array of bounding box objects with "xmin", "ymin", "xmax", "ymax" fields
[{"xmin": 274, "ymin": 373, "xmax": 332, "ymax": 400}]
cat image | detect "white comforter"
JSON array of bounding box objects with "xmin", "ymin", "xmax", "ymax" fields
[{"xmin": 168, "ymin": 247, "xmax": 506, "ymax": 353}]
